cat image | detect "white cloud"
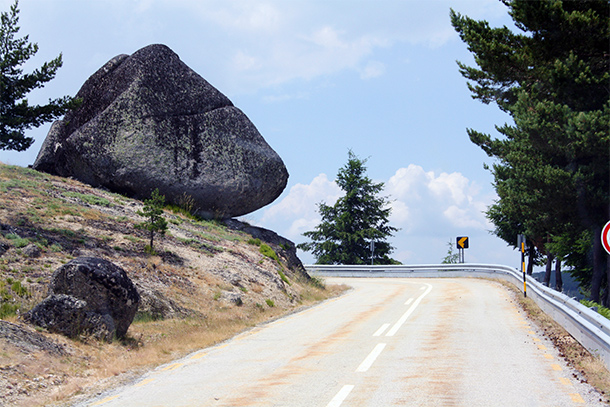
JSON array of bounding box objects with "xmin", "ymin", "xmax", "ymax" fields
[
  {"xmin": 360, "ymin": 60, "xmax": 386, "ymax": 79},
  {"xmin": 384, "ymin": 165, "xmax": 489, "ymax": 234},
  {"xmin": 428, "ymin": 171, "xmax": 471, "ymax": 205},
  {"xmin": 260, "ymin": 173, "xmax": 341, "ymax": 241}
]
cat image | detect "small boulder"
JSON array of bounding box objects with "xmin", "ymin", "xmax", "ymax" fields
[
  {"xmin": 23, "ymin": 257, "xmax": 139, "ymax": 341},
  {"xmin": 21, "ymin": 243, "xmax": 41, "ymax": 258}
]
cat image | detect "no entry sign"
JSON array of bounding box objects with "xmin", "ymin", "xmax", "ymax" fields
[{"xmin": 603, "ymin": 221, "xmax": 610, "ymax": 255}]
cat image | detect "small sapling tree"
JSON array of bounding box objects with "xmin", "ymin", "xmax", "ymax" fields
[
  {"xmin": 441, "ymin": 240, "xmax": 460, "ymax": 264},
  {"xmin": 137, "ymin": 188, "xmax": 168, "ymax": 253}
]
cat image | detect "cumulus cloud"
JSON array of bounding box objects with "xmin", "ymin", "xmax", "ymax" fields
[{"xmin": 260, "ymin": 173, "xmax": 341, "ymax": 240}]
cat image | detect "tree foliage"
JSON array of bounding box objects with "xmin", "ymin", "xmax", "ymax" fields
[
  {"xmin": 298, "ymin": 151, "xmax": 399, "ymax": 265},
  {"xmin": 451, "ymin": 0, "xmax": 609, "ymax": 301},
  {"xmin": 0, "ymin": 0, "xmax": 79, "ymax": 151},
  {"xmin": 137, "ymin": 188, "xmax": 168, "ymax": 252}
]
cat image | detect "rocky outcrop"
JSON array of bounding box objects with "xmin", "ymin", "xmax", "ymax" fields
[
  {"xmin": 33, "ymin": 44, "xmax": 288, "ymax": 219},
  {"xmin": 23, "ymin": 257, "xmax": 140, "ymax": 341},
  {"xmin": 224, "ymin": 218, "xmax": 309, "ymax": 281}
]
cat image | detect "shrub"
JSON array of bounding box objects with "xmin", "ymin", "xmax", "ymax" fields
[
  {"xmin": 259, "ymin": 244, "xmax": 278, "ymax": 262},
  {"xmin": 265, "ymin": 299, "xmax": 275, "ymax": 307},
  {"xmin": 248, "ymin": 238, "xmax": 262, "ymax": 246},
  {"xmin": 0, "ymin": 302, "xmax": 19, "ymax": 318}
]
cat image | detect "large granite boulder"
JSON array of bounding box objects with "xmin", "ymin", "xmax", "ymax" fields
[
  {"xmin": 33, "ymin": 44, "xmax": 288, "ymax": 219},
  {"xmin": 23, "ymin": 257, "xmax": 140, "ymax": 341}
]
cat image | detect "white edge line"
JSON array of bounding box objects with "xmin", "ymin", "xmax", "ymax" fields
[
  {"xmin": 373, "ymin": 323, "xmax": 391, "ymax": 337},
  {"xmin": 386, "ymin": 284, "xmax": 432, "ymax": 337},
  {"xmin": 326, "ymin": 384, "xmax": 355, "ymax": 407},
  {"xmin": 356, "ymin": 343, "xmax": 386, "ymax": 372}
]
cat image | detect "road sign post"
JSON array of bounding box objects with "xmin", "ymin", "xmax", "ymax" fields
[
  {"xmin": 518, "ymin": 234, "xmax": 527, "ymax": 297},
  {"xmin": 456, "ymin": 237, "xmax": 469, "ymax": 263},
  {"xmin": 602, "ymin": 221, "xmax": 610, "ymax": 255}
]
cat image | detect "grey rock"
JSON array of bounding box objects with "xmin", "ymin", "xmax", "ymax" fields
[
  {"xmin": 21, "ymin": 244, "xmax": 41, "ymax": 258},
  {"xmin": 33, "ymin": 44, "xmax": 288, "ymax": 218},
  {"xmin": 23, "ymin": 257, "xmax": 140, "ymax": 341},
  {"xmin": 23, "ymin": 294, "xmax": 114, "ymax": 341},
  {"xmin": 0, "ymin": 320, "xmax": 66, "ymax": 356},
  {"xmin": 0, "ymin": 242, "xmax": 9, "ymax": 257},
  {"xmin": 224, "ymin": 218, "xmax": 308, "ymax": 281},
  {"xmin": 135, "ymin": 283, "xmax": 193, "ymax": 320}
]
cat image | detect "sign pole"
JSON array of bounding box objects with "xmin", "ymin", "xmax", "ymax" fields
[{"xmin": 518, "ymin": 234, "xmax": 527, "ymax": 298}]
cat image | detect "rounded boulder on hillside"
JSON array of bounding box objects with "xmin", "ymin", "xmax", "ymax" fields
[{"xmin": 33, "ymin": 44, "xmax": 288, "ymax": 219}]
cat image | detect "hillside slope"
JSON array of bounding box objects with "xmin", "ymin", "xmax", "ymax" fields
[{"xmin": 0, "ymin": 163, "xmax": 339, "ymax": 406}]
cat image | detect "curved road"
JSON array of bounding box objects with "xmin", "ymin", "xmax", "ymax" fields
[{"xmin": 80, "ymin": 278, "xmax": 604, "ymax": 406}]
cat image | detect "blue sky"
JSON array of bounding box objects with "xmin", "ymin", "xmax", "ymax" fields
[{"xmin": 1, "ymin": 0, "xmax": 524, "ymax": 267}]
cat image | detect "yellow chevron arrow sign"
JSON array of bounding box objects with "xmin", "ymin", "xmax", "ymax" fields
[{"xmin": 457, "ymin": 236, "xmax": 469, "ymax": 249}]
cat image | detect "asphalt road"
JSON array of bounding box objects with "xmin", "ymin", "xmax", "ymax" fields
[{"xmin": 79, "ymin": 278, "xmax": 605, "ymax": 406}]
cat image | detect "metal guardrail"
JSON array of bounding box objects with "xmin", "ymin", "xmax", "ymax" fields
[{"xmin": 305, "ymin": 263, "xmax": 610, "ymax": 370}]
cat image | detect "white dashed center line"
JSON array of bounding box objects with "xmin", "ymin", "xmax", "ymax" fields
[
  {"xmin": 386, "ymin": 284, "xmax": 432, "ymax": 337},
  {"xmin": 373, "ymin": 323, "xmax": 391, "ymax": 337},
  {"xmin": 326, "ymin": 385, "xmax": 354, "ymax": 407},
  {"xmin": 356, "ymin": 343, "xmax": 386, "ymax": 372}
]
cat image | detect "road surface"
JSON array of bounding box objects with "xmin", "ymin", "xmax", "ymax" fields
[{"xmin": 79, "ymin": 278, "xmax": 605, "ymax": 406}]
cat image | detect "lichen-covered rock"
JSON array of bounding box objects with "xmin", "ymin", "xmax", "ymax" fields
[
  {"xmin": 33, "ymin": 44, "xmax": 288, "ymax": 218},
  {"xmin": 23, "ymin": 257, "xmax": 139, "ymax": 341}
]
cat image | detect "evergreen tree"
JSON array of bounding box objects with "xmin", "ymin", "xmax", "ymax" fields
[
  {"xmin": 137, "ymin": 188, "xmax": 168, "ymax": 253},
  {"xmin": 298, "ymin": 151, "xmax": 399, "ymax": 265},
  {"xmin": 451, "ymin": 0, "xmax": 609, "ymax": 301},
  {"xmin": 0, "ymin": 0, "xmax": 79, "ymax": 151}
]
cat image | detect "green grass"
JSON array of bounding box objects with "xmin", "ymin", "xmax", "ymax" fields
[
  {"xmin": 64, "ymin": 191, "xmax": 111, "ymax": 207},
  {"xmin": 0, "ymin": 302, "xmax": 19, "ymax": 318},
  {"xmin": 259, "ymin": 244, "xmax": 279, "ymax": 262},
  {"xmin": 260, "ymin": 244, "xmax": 291, "ymax": 285},
  {"xmin": 248, "ymin": 238, "xmax": 262, "ymax": 246},
  {"xmin": 5, "ymin": 233, "xmax": 30, "ymax": 248}
]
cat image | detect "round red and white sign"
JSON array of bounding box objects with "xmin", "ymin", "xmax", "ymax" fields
[{"xmin": 603, "ymin": 221, "xmax": 610, "ymax": 255}]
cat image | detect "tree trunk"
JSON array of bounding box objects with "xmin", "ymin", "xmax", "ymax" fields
[
  {"xmin": 544, "ymin": 253, "xmax": 554, "ymax": 287},
  {"xmin": 555, "ymin": 258, "xmax": 562, "ymax": 292},
  {"xmin": 150, "ymin": 230, "xmax": 154, "ymax": 250}
]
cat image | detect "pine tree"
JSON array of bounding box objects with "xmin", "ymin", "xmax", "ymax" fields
[
  {"xmin": 0, "ymin": 0, "xmax": 79, "ymax": 151},
  {"xmin": 137, "ymin": 188, "xmax": 168, "ymax": 253},
  {"xmin": 298, "ymin": 151, "xmax": 399, "ymax": 265},
  {"xmin": 451, "ymin": 0, "xmax": 609, "ymax": 301}
]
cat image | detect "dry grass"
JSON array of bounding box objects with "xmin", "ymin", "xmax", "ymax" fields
[
  {"xmin": 498, "ymin": 279, "xmax": 610, "ymax": 401},
  {"xmin": 0, "ymin": 163, "xmax": 348, "ymax": 406}
]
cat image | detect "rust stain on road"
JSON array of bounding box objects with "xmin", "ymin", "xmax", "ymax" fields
[
  {"xmin": 399, "ymin": 281, "xmax": 468, "ymax": 406},
  {"xmin": 223, "ymin": 284, "xmax": 407, "ymax": 406}
]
